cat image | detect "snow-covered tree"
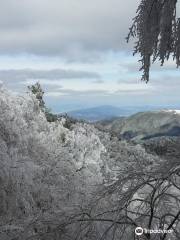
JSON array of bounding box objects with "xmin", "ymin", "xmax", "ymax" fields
[
  {"xmin": 28, "ymin": 82, "xmax": 45, "ymax": 109},
  {"xmin": 0, "ymin": 85, "xmax": 105, "ymax": 239},
  {"xmin": 127, "ymin": 0, "xmax": 180, "ymax": 82},
  {"xmin": 28, "ymin": 82, "xmax": 58, "ymax": 122}
]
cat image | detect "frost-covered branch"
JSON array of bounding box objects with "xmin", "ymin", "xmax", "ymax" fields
[{"xmin": 127, "ymin": 0, "xmax": 180, "ymax": 82}]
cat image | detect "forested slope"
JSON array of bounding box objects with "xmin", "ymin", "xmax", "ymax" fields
[{"xmin": 0, "ymin": 86, "xmax": 180, "ymax": 240}]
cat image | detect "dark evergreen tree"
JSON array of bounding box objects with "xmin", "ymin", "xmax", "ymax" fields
[
  {"xmin": 28, "ymin": 82, "xmax": 58, "ymax": 122},
  {"xmin": 127, "ymin": 0, "xmax": 180, "ymax": 82}
]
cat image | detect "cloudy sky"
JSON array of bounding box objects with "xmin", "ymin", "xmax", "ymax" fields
[{"xmin": 0, "ymin": 0, "xmax": 180, "ymax": 112}]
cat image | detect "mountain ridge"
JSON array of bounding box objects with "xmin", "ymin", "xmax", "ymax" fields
[
  {"xmin": 97, "ymin": 109, "xmax": 180, "ymax": 141},
  {"xmin": 65, "ymin": 105, "xmax": 168, "ymax": 122}
]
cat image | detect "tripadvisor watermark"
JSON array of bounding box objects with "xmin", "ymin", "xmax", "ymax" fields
[{"xmin": 135, "ymin": 227, "xmax": 173, "ymax": 236}]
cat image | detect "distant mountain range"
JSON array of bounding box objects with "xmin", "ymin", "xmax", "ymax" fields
[
  {"xmin": 66, "ymin": 105, "xmax": 163, "ymax": 122},
  {"xmin": 66, "ymin": 105, "xmax": 129, "ymax": 121}
]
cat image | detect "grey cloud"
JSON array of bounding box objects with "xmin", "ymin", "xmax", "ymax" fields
[
  {"xmin": 120, "ymin": 62, "xmax": 140, "ymax": 73},
  {"xmin": 120, "ymin": 58, "xmax": 180, "ymax": 74},
  {"xmin": 0, "ymin": 68, "xmax": 100, "ymax": 91},
  {"xmin": 92, "ymin": 79, "xmax": 104, "ymax": 84},
  {"xmin": 117, "ymin": 78, "xmax": 139, "ymax": 84},
  {"xmin": 0, "ymin": 0, "xmax": 140, "ymax": 58},
  {"xmin": 150, "ymin": 75, "xmax": 180, "ymax": 88},
  {"xmin": 0, "ymin": 69, "xmax": 100, "ymax": 83},
  {"xmin": 46, "ymin": 89, "xmax": 109, "ymax": 97},
  {"xmin": 46, "ymin": 84, "xmax": 153, "ymax": 99},
  {"xmin": 0, "ymin": 69, "xmax": 100, "ymax": 81}
]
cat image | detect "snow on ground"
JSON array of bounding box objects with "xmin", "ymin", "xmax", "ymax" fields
[{"xmin": 162, "ymin": 109, "xmax": 180, "ymax": 115}]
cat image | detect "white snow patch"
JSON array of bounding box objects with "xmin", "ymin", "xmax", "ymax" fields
[{"xmin": 162, "ymin": 109, "xmax": 180, "ymax": 115}]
